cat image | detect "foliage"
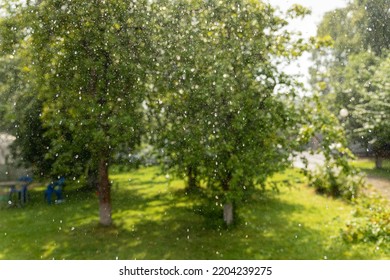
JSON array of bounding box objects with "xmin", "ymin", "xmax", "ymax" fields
[
  {"xmin": 307, "ymin": 165, "xmax": 365, "ymax": 200},
  {"xmin": 1, "ymin": 0, "xmax": 369, "ymax": 226},
  {"xmin": 314, "ymin": 0, "xmax": 389, "ymax": 61},
  {"xmin": 147, "ymin": 0, "xmax": 311, "ymax": 224},
  {"xmin": 341, "ymin": 194, "xmax": 390, "ymax": 245},
  {"xmin": 0, "ymin": 0, "xmax": 154, "ymax": 225},
  {"xmin": 310, "ymin": 0, "xmax": 390, "ymax": 95},
  {"xmin": 311, "ymin": 0, "xmax": 390, "ymax": 165},
  {"xmin": 353, "ymin": 54, "xmax": 390, "ymax": 163},
  {"xmin": 298, "ymin": 95, "xmax": 365, "ymax": 200}
]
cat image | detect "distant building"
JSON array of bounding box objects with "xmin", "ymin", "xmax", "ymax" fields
[
  {"xmin": 0, "ymin": 133, "xmax": 15, "ymax": 165},
  {"xmin": 0, "ymin": 133, "xmax": 29, "ymax": 181}
]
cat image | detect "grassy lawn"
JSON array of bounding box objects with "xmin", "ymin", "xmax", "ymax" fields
[
  {"xmin": 0, "ymin": 166, "xmax": 388, "ymax": 260},
  {"xmin": 352, "ymin": 158, "xmax": 390, "ymax": 180}
]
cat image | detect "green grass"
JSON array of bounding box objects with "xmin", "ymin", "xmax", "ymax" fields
[
  {"xmin": 352, "ymin": 158, "xmax": 390, "ymax": 180},
  {"xmin": 0, "ymin": 167, "xmax": 388, "ymax": 260}
]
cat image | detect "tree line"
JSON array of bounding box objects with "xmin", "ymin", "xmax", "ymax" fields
[{"xmin": 311, "ymin": 0, "xmax": 390, "ymax": 168}]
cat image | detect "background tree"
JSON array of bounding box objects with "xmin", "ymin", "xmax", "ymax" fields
[
  {"xmin": 311, "ymin": 0, "xmax": 390, "ymax": 166},
  {"xmin": 353, "ymin": 54, "xmax": 390, "ymax": 168},
  {"xmin": 0, "ymin": 2, "xmax": 54, "ymax": 177}
]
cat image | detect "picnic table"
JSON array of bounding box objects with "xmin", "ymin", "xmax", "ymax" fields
[{"xmin": 0, "ymin": 178, "xmax": 33, "ymax": 206}]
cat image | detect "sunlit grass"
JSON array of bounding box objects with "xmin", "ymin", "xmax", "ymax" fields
[
  {"xmin": 352, "ymin": 158, "xmax": 390, "ymax": 180},
  {"xmin": 0, "ymin": 166, "xmax": 388, "ymax": 260}
]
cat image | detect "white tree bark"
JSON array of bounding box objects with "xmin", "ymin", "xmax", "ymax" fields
[{"xmin": 223, "ymin": 203, "xmax": 233, "ymax": 225}]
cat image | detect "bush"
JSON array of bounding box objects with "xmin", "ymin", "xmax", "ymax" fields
[
  {"xmin": 307, "ymin": 161, "xmax": 364, "ymax": 200},
  {"xmin": 341, "ymin": 194, "xmax": 390, "ymax": 245}
]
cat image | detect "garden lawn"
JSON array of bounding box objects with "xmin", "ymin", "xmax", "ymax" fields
[
  {"xmin": 0, "ymin": 167, "xmax": 388, "ymax": 260},
  {"xmin": 352, "ymin": 158, "xmax": 390, "ymax": 180}
]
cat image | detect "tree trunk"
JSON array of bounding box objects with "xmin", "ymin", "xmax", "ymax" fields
[
  {"xmin": 223, "ymin": 203, "xmax": 234, "ymax": 225},
  {"xmin": 221, "ymin": 171, "xmax": 233, "ymax": 225},
  {"xmin": 186, "ymin": 165, "xmax": 198, "ymax": 191},
  {"xmin": 87, "ymin": 164, "xmax": 99, "ymax": 191},
  {"xmin": 98, "ymin": 157, "xmax": 112, "ymax": 226},
  {"xmin": 375, "ymin": 156, "xmax": 383, "ymax": 169}
]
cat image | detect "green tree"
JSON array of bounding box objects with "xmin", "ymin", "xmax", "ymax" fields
[
  {"xmin": 1, "ymin": 0, "xmax": 151, "ymax": 225},
  {"xmin": 330, "ymin": 53, "xmax": 379, "ymax": 147},
  {"xmin": 149, "ymin": 0, "xmax": 310, "ymax": 225},
  {"xmin": 311, "ymin": 0, "xmax": 390, "ymax": 166},
  {"xmin": 354, "ymin": 54, "xmax": 390, "ymax": 168},
  {"xmin": 0, "ymin": 3, "xmax": 54, "ymax": 176},
  {"xmin": 311, "ymin": 0, "xmax": 390, "ymax": 94}
]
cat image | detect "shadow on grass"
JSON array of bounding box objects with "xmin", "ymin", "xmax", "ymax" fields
[
  {"xmin": 58, "ymin": 191, "xmax": 369, "ymax": 260},
  {"xmin": 0, "ymin": 171, "xmax": 378, "ymax": 260},
  {"xmin": 362, "ymin": 168, "xmax": 390, "ymax": 181}
]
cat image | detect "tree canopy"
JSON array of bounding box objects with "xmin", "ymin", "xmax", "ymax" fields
[
  {"xmin": 0, "ymin": 0, "xmax": 359, "ymax": 226},
  {"xmin": 311, "ymin": 0, "xmax": 390, "ymax": 166}
]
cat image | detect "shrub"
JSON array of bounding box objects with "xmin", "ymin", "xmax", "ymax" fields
[
  {"xmin": 341, "ymin": 193, "xmax": 390, "ymax": 245},
  {"xmin": 307, "ymin": 160, "xmax": 364, "ymax": 200}
]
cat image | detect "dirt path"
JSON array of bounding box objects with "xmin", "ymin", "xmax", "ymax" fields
[{"xmin": 366, "ymin": 176, "xmax": 390, "ymax": 201}]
